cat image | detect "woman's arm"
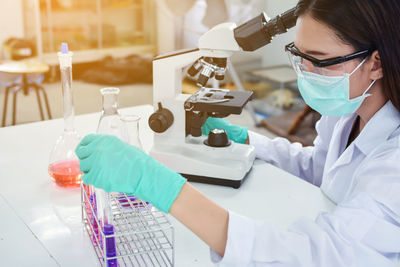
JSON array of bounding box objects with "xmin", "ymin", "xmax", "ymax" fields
[
  {"xmin": 170, "ymin": 182, "xmax": 229, "ymax": 256},
  {"xmin": 174, "ymin": 150, "xmax": 400, "ymax": 266},
  {"xmin": 247, "ymin": 116, "xmax": 337, "ymax": 186}
]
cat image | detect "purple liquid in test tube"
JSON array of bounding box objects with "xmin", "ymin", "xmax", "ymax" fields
[
  {"xmin": 104, "ymin": 224, "xmax": 118, "ymax": 266},
  {"xmin": 118, "ymin": 194, "xmax": 151, "ymax": 209},
  {"xmin": 90, "ymin": 195, "xmax": 99, "ymax": 244},
  {"xmin": 118, "ymin": 195, "xmax": 135, "ymax": 207}
]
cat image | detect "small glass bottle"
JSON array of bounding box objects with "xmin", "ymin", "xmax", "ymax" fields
[{"xmin": 48, "ymin": 43, "xmax": 82, "ymax": 187}]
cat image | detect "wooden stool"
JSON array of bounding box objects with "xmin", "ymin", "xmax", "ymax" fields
[{"xmin": 0, "ymin": 59, "xmax": 51, "ymax": 126}]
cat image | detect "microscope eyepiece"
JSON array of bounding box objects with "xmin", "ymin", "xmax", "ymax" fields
[{"xmin": 234, "ymin": 8, "xmax": 297, "ymax": 51}]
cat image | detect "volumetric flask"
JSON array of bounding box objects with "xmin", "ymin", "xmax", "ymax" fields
[{"xmin": 48, "ymin": 43, "xmax": 82, "ymax": 187}]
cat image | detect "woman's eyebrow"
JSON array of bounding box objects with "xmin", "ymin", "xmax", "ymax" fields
[
  {"xmin": 294, "ymin": 43, "xmax": 329, "ymax": 57},
  {"xmin": 303, "ymin": 49, "xmax": 329, "ymax": 56}
]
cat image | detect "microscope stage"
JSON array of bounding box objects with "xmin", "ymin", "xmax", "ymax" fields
[{"xmin": 185, "ymin": 88, "xmax": 254, "ymax": 117}]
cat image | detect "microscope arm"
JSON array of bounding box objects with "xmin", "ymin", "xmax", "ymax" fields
[{"xmin": 189, "ymin": 7, "xmax": 298, "ymax": 87}]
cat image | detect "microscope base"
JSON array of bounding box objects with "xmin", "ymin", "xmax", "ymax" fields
[
  {"xmin": 150, "ymin": 140, "xmax": 256, "ymax": 189},
  {"xmin": 181, "ymin": 169, "xmax": 252, "ymax": 189}
]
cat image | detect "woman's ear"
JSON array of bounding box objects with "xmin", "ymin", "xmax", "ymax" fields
[{"xmin": 368, "ymin": 50, "xmax": 383, "ymax": 80}]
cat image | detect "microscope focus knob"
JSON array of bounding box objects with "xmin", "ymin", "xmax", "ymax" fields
[
  {"xmin": 204, "ymin": 129, "xmax": 231, "ymax": 147},
  {"xmin": 148, "ymin": 102, "xmax": 174, "ymax": 133}
]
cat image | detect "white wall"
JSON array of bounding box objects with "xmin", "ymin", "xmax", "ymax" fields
[
  {"xmin": 0, "ymin": 0, "xmax": 24, "ymax": 47},
  {"xmin": 156, "ymin": 0, "xmax": 177, "ymax": 54}
]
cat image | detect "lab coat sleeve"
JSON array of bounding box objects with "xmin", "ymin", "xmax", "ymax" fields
[
  {"xmin": 248, "ymin": 116, "xmax": 338, "ymax": 186},
  {"xmin": 211, "ymin": 148, "xmax": 400, "ymax": 267}
]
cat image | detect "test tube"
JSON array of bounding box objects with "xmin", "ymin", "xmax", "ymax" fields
[
  {"xmin": 117, "ymin": 194, "xmax": 136, "ymax": 208},
  {"xmin": 95, "ymin": 188, "xmax": 113, "ymax": 237},
  {"xmin": 89, "ymin": 194, "xmax": 99, "ymax": 245},
  {"xmin": 104, "ymin": 224, "xmax": 118, "ymax": 266}
]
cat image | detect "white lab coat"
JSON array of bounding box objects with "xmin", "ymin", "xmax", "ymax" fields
[{"xmin": 211, "ymin": 101, "xmax": 400, "ymax": 266}]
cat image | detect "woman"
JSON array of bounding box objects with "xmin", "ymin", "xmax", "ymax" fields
[{"xmin": 76, "ymin": 0, "xmax": 400, "ymax": 265}]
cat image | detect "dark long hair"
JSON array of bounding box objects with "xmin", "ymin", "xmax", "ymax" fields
[{"xmin": 295, "ymin": 0, "xmax": 400, "ymax": 113}]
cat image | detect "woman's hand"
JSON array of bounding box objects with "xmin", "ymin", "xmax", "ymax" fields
[
  {"xmin": 75, "ymin": 134, "xmax": 187, "ymax": 213},
  {"xmin": 202, "ymin": 117, "xmax": 249, "ymax": 144}
]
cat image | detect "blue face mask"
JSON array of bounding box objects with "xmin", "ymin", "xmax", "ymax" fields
[{"xmin": 297, "ymin": 59, "xmax": 376, "ymax": 116}]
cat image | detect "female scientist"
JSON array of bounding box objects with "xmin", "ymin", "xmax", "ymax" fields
[{"xmin": 76, "ymin": 0, "xmax": 400, "ymax": 265}]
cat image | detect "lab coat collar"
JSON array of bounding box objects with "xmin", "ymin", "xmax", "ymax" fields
[
  {"xmin": 354, "ymin": 101, "xmax": 400, "ymax": 156},
  {"xmin": 325, "ymin": 113, "xmax": 357, "ymax": 174}
]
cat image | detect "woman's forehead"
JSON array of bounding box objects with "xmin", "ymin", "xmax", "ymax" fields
[{"xmin": 294, "ymin": 14, "xmax": 354, "ymax": 58}]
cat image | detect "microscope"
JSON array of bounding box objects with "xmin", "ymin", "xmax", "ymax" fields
[{"xmin": 148, "ymin": 8, "xmax": 297, "ymax": 188}]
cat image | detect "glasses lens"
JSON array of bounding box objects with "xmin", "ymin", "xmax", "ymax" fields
[
  {"xmin": 287, "ymin": 51, "xmax": 346, "ymax": 77},
  {"xmin": 286, "ymin": 51, "xmax": 302, "ymax": 74}
]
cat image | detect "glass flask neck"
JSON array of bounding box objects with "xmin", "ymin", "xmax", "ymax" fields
[
  {"xmin": 101, "ymin": 88, "xmax": 120, "ymax": 116},
  {"xmin": 61, "ymin": 65, "xmax": 75, "ymax": 132}
]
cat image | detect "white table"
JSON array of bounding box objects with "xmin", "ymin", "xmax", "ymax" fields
[{"xmin": 0, "ymin": 104, "xmax": 335, "ymax": 266}]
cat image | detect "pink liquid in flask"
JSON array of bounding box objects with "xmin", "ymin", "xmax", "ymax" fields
[{"xmin": 48, "ymin": 160, "xmax": 82, "ymax": 187}]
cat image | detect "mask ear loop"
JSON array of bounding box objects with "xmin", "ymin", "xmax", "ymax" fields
[
  {"xmin": 348, "ymin": 57, "xmax": 376, "ymax": 101},
  {"xmin": 349, "ymin": 79, "xmax": 376, "ymax": 102},
  {"xmin": 349, "ymin": 57, "xmax": 368, "ymax": 76},
  {"xmin": 362, "ymin": 79, "xmax": 376, "ymax": 96}
]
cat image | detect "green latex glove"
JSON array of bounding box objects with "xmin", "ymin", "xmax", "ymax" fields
[
  {"xmin": 201, "ymin": 117, "xmax": 248, "ymax": 144},
  {"xmin": 75, "ymin": 134, "xmax": 187, "ymax": 213}
]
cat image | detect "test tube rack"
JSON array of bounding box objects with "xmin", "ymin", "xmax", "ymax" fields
[{"xmin": 81, "ymin": 184, "xmax": 175, "ymax": 266}]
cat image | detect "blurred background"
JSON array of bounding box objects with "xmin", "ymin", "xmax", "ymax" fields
[{"xmin": 0, "ymin": 0, "xmax": 318, "ymax": 144}]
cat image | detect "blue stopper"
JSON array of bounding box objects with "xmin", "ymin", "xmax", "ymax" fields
[{"xmin": 61, "ymin": 43, "xmax": 69, "ymax": 54}]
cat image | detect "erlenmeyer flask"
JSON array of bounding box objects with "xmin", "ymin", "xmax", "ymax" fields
[
  {"xmin": 48, "ymin": 43, "xmax": 82, "ymax": 187},
  {"xmin": 97, "ymin": 87, "xmax": 123, "ymax": 138}
]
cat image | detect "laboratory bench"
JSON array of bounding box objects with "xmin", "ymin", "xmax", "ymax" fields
[{"xmin": 0, "ymin": 104, "xmax": 335, "ymax": 266}]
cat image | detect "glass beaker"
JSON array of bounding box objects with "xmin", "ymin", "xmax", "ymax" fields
[
  {"xmin": 119, "ymin": 115, "xmax": 144, "ymax": 208},
  {"xmin": 48, "ymin": 43, "xmax": 82, "ymax": 187},
  {"xmin": 121, "ymin": 115, "xmax": 143, "ymax": 150}
]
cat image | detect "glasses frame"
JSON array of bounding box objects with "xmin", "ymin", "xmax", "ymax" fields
[{"xmin": 285, "ymin": 42, "xmax": 372, "ymax": 68}]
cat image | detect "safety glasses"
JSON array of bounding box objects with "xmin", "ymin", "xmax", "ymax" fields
[{"xmin": 285, "ymin": 42, "xmax": 372, "ymax": 77}]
